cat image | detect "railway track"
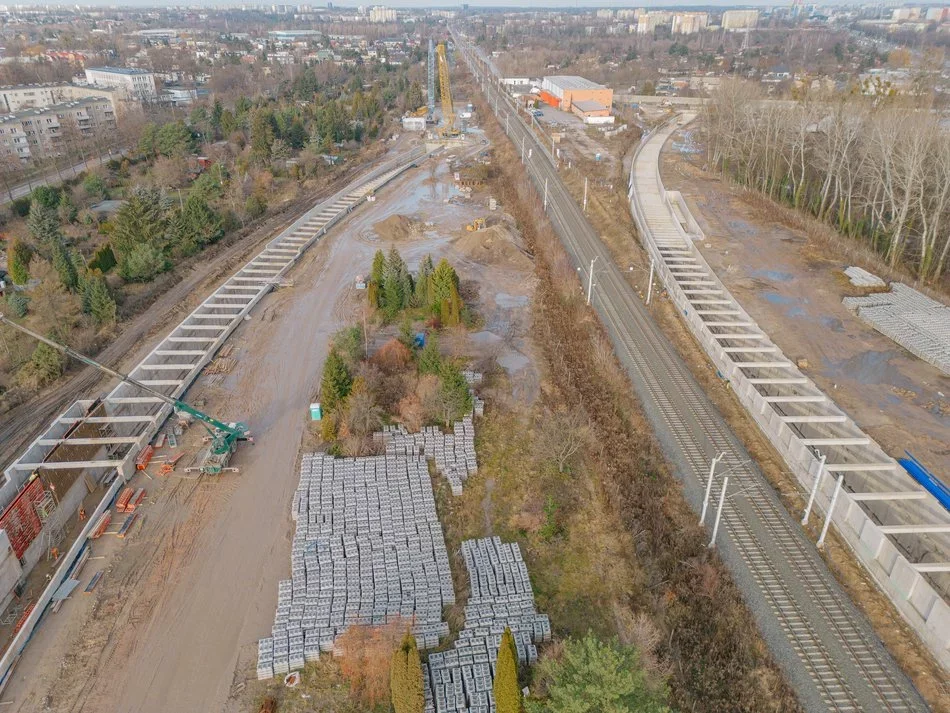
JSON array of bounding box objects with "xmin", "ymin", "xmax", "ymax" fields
[{"xmin": 453, "ymin": 32, "xmax": 928, "ymax": 713}]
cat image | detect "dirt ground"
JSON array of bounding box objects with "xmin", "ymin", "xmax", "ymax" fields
[
  {"xmin": 0, "ymin": 138, "xmax": 539, "ymax": 713},
  {"xmin": 659, "ymin": 134, "xmax": 950, "ymax": 484}
]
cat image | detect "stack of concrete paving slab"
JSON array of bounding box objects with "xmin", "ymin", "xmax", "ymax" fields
[
  {"xmin": 425, "ymin": 537, "xmax": 551, "ymax": 713},
  {"xmin": 257, "ymin": 452, "xmax": 454, "ymax": 680},
  {"xmin": 377, "ymin": 416, "xmax": 478, "ymax": 496},
  {"xmin": 463, "ymin": 371, "xmax": 485, "ymax": 416},
  {"xmin": 844, "ymin": 282, "xmax": 950, "ymax": 376},
  {"xmin": 844, "ymin": 266, "xmax": 886, "ymax": 288}
]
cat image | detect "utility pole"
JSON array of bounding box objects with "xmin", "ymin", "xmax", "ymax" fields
[
  {"xmin": 543, "ymin": 178, "xmax": 548, "ymax": 210},
  {"xmin": 817, "ymin": 474, "xmax": 844, "ymax": 549},
  {"xmin": 708, "ymin": 475, "xmax": 729, "ymax": 548},
  {"xmin": 586, "ymin": 256, "xmax": 598, "ymax": 305},
  {"xmin": 521, "ymin": 135, "xmax": 525, "ymax": 164},
  {"xmin": 646, "ymin": 259, "xmax": 655, "ymax": 305},
  {"xmin": 700, "ymin": 452, "xmax": 725, "ymax": 525},
  {"xmin": 801, "ymin": 453, "xmax": 826, "ymax": 526},
  {"xmin": 583, "ymin": 177, "xmax": 588, "ymax": 213},
  {"xmin": 505, "ymin": 113, "xmax": 509, "ymax": 135}
]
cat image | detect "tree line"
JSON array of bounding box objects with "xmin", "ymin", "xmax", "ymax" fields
[{"xmin": 703, "ymin": 79, "xmax": 950, "ymax": 283}]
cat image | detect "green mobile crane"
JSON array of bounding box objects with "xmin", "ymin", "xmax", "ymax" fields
[{"xmin": 0, "ymin": 314, "xmax": 251, "ymax": 475}]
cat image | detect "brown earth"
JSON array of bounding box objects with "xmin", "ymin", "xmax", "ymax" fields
[
  {"xmin": 373, "ymin": 213, "xmax": 423, "ymax": 242},
  {"xmin": 453, "ymin": 223, "xmax": 532, "ymax": 270}
]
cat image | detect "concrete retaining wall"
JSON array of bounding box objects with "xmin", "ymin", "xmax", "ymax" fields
[{"xmin": 628, "ymin": 121, "xmax": 950, "ymax": 671}]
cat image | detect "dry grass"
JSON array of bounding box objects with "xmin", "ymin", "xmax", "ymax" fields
[{"xmin": 563, "ymin": 125, "xmax": 950, "ymax": 713}]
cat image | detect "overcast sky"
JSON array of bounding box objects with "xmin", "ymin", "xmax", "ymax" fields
[{"xmin": 9, "ymin": 1, "xmax": 797, "ymax": 8}]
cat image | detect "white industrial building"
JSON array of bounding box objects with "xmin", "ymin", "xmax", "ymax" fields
[{"xmin": 84, "ymin": 67, "xmax": 157, "ymax": 102}]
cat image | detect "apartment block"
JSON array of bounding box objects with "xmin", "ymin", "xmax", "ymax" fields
[
  {"xmin": 0, "ymin": 96, "xmax": 116, "ymax": 163},
  {"xmin": 84, "ymin": 66, "xmax": 157, "ymax": 101}
]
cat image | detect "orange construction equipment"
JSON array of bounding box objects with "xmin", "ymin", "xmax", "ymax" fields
[{"xmin": 115, "ymin": 487, "xmax": 134, "ymax": 513}]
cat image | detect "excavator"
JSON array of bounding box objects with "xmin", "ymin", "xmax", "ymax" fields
[{"xmin": 0, "ymin": 314, "xmax": 251, "ymax": 475}]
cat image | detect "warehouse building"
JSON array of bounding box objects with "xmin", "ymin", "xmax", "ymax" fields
[{"xmin": 539, "ymin": 75, "xmax": 613, "ymax": 113}]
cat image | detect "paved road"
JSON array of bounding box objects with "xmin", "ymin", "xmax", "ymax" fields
[
  {"xmin": 1, "ymin": 150, "xmax": 127, "ymax": 206},
  {"xmin": 454, "ymin": 33, "xmax": 928, "ymax": 713}
]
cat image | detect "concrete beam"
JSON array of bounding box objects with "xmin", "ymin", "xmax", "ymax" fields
[
  {"xmin": 714, "ymin": 333, "xmax": 766, "ymax": 340},
  {"xmin": 849, "ymin": 491, "xmax": 929, "ymax": 502},
  {"xmin": 723, "ymin": 347, "xmax": 778, "ymax": 353},
  {"xmin": 105, "ymin": 397, "xmax": 167, "ymax": 405},
  {"xmin": 36, "ymin": 436, "xmax": 139, "ymax": 446},
  {"xmin": 780, "ymin": 415, "xmax": 848, "ymax": 424},
  {"xmin": 696, "ymin": 310, "xmax": 742, "ymax": 316},
  {"xmin": 10, "ymin": 459, "xmax": 125, "ymax": 471},
  {"xmin": 913, "ymin": 563, "xmax": 950, "ymax": 573},
  {"xmin": 735, "ymin": 361, "xmax": 793, "ymax": 368},
  {"xmin": 749, "ymin": 378, "xmax": 808, "ymax": 385},
  {"xmin": 188, "ymin": 315, "xmax": 235, "ymax": 321},
  {"xmin": 704, "ymin": 322, "xmax": 755, "ymax": 327},
  {"xmin": 136, "ymin": 364, "xmax": 195, "ymax": 370},
  {"xmin": 690, "ymin": 300, "xmax": 733, "ymax": 305},
  {"xmin": 825, "ymin": 463, "xmax": 897, "ymax": 472},
  {"xmin": 763, "ymin": 395, "xmax": 827, "ymax": 403},
  {"xmin": 800, "ymin": 437, "xmax": 870, "ymax": 447},
  {"xmin": 878, "ymin": 524, "xmax": 950, "ymax": 535},
  {"xmin": 153, "ymin": 350, "xmax": 205, "ymax": 356},
  {"xmin": 180, "ymin": 325, "xmax": 229, "ymax": 331},
  {"xmin": 137, "ymin": 379, "xmax": 186, "ymax": 387},
  {"xmin": 57, "ymin": 415, "xmax": 158, "ymax": 424}
]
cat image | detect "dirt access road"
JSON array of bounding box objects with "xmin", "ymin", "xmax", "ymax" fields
[
  {"xmin": 2, "ymin": 141, "xmax": 533, "ymax": 712},
  {"xmin": 660, "ymin": 132, "xmax": 950, "ymax": 482}
]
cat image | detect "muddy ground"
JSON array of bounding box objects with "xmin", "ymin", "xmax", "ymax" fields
[
  {"xmin": 1, "ymin": 139, "xmax": 539, "ymax": 713},
  {"xmin": 660, "ymin": 129, "xmax": 950, "ymax": 484}
]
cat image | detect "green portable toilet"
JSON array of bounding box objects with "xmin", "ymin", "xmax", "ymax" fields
[{"xmin": 309, "ymin": 403, "xmax": 322, "ymax": 421}]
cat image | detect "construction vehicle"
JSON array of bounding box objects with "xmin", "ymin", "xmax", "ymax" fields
[
  {"xmin": 0, "ymin": 314, "xmax": 251, "ymax": 475},
  {"xmin": 436, "ymin": 42, "xmax": 459, "ymax": 138},
  {"xmin": 466, "ymin": 218, "xmax": 486, "ymax": 232}
]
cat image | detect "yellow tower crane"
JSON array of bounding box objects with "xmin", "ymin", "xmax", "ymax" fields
[{"xmin": 435, "ymin": 42, "xmax": 459, "ymax": 137}]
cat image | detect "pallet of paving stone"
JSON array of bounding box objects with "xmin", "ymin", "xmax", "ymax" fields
[
  {"xmin": 84, "ymin": 571, "xmax": 104, "ymax": 594},
  {"xmin": 115, "ymin": 487, "xmax": 134, "ymax": 513},
  {"xmin": 88, "ymin": 511, "xmax": 111, "ymax": 539}
]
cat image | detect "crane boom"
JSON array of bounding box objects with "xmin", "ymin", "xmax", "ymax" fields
[
  {"xmin": 0, "ymin": 313, "xmax": 246, "ymax": 441},
  {"xmin": 436, "ymin": 42, "xmax": 456, "ymax": 136}
]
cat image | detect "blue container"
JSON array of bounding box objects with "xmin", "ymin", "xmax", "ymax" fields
[
  {"xmin": 899, "ymin": 451, "xmax": 950, "ymax": 513},
  {"xmin": 414, "ymin": 332, "xmax": 426, "ymax": 348}
]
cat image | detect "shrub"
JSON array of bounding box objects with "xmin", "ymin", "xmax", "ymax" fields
[
  {"xmin": 391, "ymin": 633, "xmax": 425, "ymax": 713},
  {"xmin": 7, "ymin": 239, "xmax": 32, "ymax": 285},
  {"xmin": 245, "ymin": 193, "xmax": 267, "ymax": 219},
  {"xmin": 119, "ymin": 242, "xmax": 168, "ymax": 282},
  {"xmin": 29, "ymin": 185, "xmax": 61, "ymax": 209},
  {"xmin": 494, "ymin": 628, "xmax": 522, "ymax": 713},
  {"xmin": 88, "ymin": 243, "xmax": 117, "ymax": 273},
  {"xmin": 320, "ymin": 349, "xmax": 352, "ymax": 413},
  {"xmin": 528, "ymin": 633, "xmax": 670, "ymax": 713},
  {"xmin": 5, "ymin": 291, "xmax": 29, "ymax": 318},
  {"xmin": 10, "ymin": 197, "xmax": 31, "ymax": 217}
]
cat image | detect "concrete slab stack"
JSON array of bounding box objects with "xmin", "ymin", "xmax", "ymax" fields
[
  {"xmin": 257, "ymin": 451, "xmax": 454, "ymax": 679},
  {"xmin": 426, "ymin": 537, "xmax": 550, "ymax": 713},
  {"xmin": 377, "ymin": 416, "xmax": 478, "ymax": 496},
  {"xmin": 844, "ymin": 266, "xmax": 886, "ymax": 288},
  {"xmin": 844, "ymin": 283, "xmax": 950, "ymax": 376}
]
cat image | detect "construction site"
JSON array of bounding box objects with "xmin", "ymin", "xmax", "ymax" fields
[{"xmin": 0, "ymin": 27, "xmax": 947, "ymax": 713}]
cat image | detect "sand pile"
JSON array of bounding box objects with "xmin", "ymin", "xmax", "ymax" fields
[
  {"xmin": 374, "ymin": 214, "xmax": 423, "ymax": 242},
  {"xmin": 454, "ymin": 223, "xmax": 532, "ymax": 269}
]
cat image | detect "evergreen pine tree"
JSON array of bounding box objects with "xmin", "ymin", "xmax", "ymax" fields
[
  {"xmin": 428, "ymin": 259, "xmax": 459, "ymax": 312},
  {"xmin": 51, "ymin": 241, "xmax": 78, "ymax": 292},
  {"xmin": 417, "ymin": 336, "xmax": 442, "ymax": 375},
  {"xmin": 383, "ymin": 247, "xmax": 409, "ymax": 317},
  {"xmin": 390, "ymin": 632, "xmax": 425, "ymax": 713},
  {"xmin": 26, "ymin": 200, "xmax": 62, "ymax": 254},
  {"xmin": 87, "ymin": 274, "xmax": 117, "ymax": 326},
  {"xmin": 7, "ymin": 239, "xmax": 32, "ymax": 285},
  {"xmin": 493, "ymin": 627, "xmax": 522, "ymax": 713},
  {"xmin": 414, "ymin": 254, "xmax": 434, "ymax": 307},
  {"xmin": 320, "ymin": 349, "xmax": 352, "ymax": 412},
  {"xmin": 370, "ymin": 249, "xmax": 386, "ymax": 307}
]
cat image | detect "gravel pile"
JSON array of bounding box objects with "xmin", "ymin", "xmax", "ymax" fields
[{"xmin": 426, "ymin": 537, "xmax": 551, "ymax": 713}]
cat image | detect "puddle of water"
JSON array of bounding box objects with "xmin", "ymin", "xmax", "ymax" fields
[
  {"xmin": 498, "ymin": 350, "xmax": 530, "ymax": 373},
  {"xmin": 820, "ymin": 316, "xmax": 845, "ymax": 333},
  {"xmin": 495, "ymin": 292, "xmax": 529, "ymax": 308},
  {"xmin": 763, "ymin": 292, "xmax": 801, "ymax": 306},
  {"xmin": 822, "ymin": 349, "xmax": 905, "ymax": 386},
  {"xmin": 751, "ymin": 269, "xmax": 794, "ymax": 283},
  {"xmin": 470, "ymin": 330, "xmax": 503, "ymax": 345}
]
